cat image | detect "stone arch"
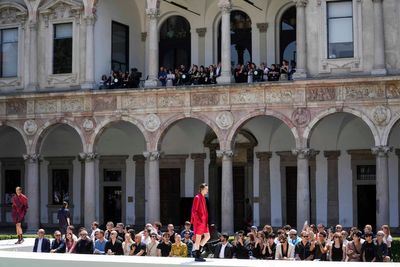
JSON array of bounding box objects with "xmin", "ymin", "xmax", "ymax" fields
[
  {"xmin": 31, "ymin": 118, "xmax": 86, "ymax": 154},
  {"xmin": 303, "ymin": 107, "xmax": 381, "ymax": 147},
  {"xmin": 226, "ymin": 109, "xmax": 300, "ymax": 150},
  {"xmin": 274, "ymin": 1, "xmax": 296, "ymax": 64},
  {"xmin": 382, "ymin": 112, "xmax": 400, "ymax": 146},
  {"xmin": 158, "ymin": 11, "xmax": 193, "ymax": 32},
  {"xmin": 0, "ymin": 122, "xmax": 29, "ymax": 154},
  {"xmin": 90, "ymin": 116, "xmax": 149, "ymax": 153},
  {"xmin": 153, "ymin": 113, "xmax": 223, "ymax": 151},
  {"xmin": 0, "ymin": 2, "xmax": 28, "ymax": 13}
]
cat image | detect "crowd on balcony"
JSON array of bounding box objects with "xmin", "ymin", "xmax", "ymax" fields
[
  {"xmin": 30, "ymin": 219, "xmax": 392, "ymax": 262},
  {"xmin": 98, "ymin": 60, "xmax": 296, "ymax": 89}
]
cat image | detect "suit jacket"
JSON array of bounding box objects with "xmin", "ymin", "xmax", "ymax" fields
[
  {"xmin": 33, "ymin": 238, "xmax": 51, "ymax": 253},
  {"xmin": 213, "ymin": 242, "xmax": 234, "ymax": 259},
  {"xmin": 275, "ymin": 242, "xmax": 295, "ymax": 260},
  {"xmin": 51, "ymin": 239, "xmax": 66, "ymax": 253}
]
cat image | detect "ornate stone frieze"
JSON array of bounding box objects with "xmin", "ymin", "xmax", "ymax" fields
[
  {"xmin": 291, "ymin": 107, "xmax": 310, "ymax": 127},
  {"xmin": 23, "ymin": 120, "xmax": 38, "ymax": 136},
  {"xmin": 344, "ymin": 85, "xmax": 385, "ymax": 100},
  {"xmin": 372, "ymin": 106, "xmax": 391, "ymax": 126},
  {"xmin": 386, "ymin": 83, "xmax": 400, "ymax": 98},
  {"xmin": 40, "ymin": 0, "xmax": 83, "ymax": 26},
  {"xmin": 47, "ymin": 74, "xmax": 77, "ymax": 85},
  {"xmin": 0, "ymin": 77, "xmax": 21, "ymax": 87},
  {"xmin": 216, "ymin": 111, "xmax": 234, "ymax": 130},
  {"xmin": 79, "ymin": 152, "xmax": 99, "ymax": 162},
  {"xmin": 35, "ymin": 99, "xmax": 57, "ymax": 114},
  {"xmin": 143, "ymin": 151, "xmax": 162, "ymax": 161},
  {"xmin": 61, "ymin": 98, "xmax": 84, "ymax": 113},
  {"xmin": 23, "ymin": 153, "xmax": 41, "ymax": 163},
  {"xmin": 6, "ymin": 100, "xmax": 26, "ymax": 115},
  {"xmin": 306, "ymin": 87, "xmax": 336, "ymax": 101},
  {"xmin": 158, "ymin": 94, "xmax": 185, "ymax": 108},
  {"xmin": 231, "ymin": 91, "xmax": 264, "ymax": 105},
  {"xmin": 216, "ymin": 150, "xmax": 234, "ymax": 159},
  {"xmin": 93, "ymin": 96, "xmax": 116, "ymax": 111},
  {"xmin": 191, "ymin": 92, "xmax": 228, "ymax": 106},
  {"xmin": 82, "ymin": 118, "xmax": 95, "ymax": 132},
  {"xmin": 265, "ymin": 89, "xmax": 293, "ymax": 103},
  {"xmin": 122, "ymin": 96, "xmax": 156, "ymax": 110},
  {"xmin": 144, "ymin": 114, "xmax": 161, "ymax": 132},
  {"xmin": 0, "ymin": 5, "xmax": 27, "ymax": 25}
]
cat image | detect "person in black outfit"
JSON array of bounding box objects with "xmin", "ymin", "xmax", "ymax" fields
[
  {"xmin": 295, "ymin": 231, "xmax": 313, "ymax": 260},
  {"xmin": 157, "ymin": 232, "xmax": 172, "ymax": 257},
  {"xmin": 233, "ymin": 231, "xmax": 249, "ymax": 259},
  {"xmin": 213, "ymin": 233, "xmax": 234, "ymax": 259},
  {"xmin": 361, "ymin": 232, "xmax": 376, "ymax": 262},
  {"xmin": 375, "ymin": 231, "xmax": 390, "ymax": 262},
  {"xmin": 75, "ymin": 230, "xmax": 94, "ymax": 254},
  {"xmin": 50, "ymin": 230, "xmax": 66, "ymax": 253},
  {"xmin": 262, "ymin": 233, "xmax": 276, "ymax": 260},
  {"xmin": 330, "ymin": 232, "xmax": 345, "ymax": 261},
  {"xmin": 313, "ymin": 231, "xmax": 328, "ymax": 261},
  {"xmin": 105, "ymin": 230, "xmax": 123, "ymax": 255},
  {"xmin": 130, "ymin": 234, "xmax": 146, "ymax": 256}
]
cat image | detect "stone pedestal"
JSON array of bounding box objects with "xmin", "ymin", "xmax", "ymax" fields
[
  {"xmin": 256, "ymin": 152, "xmax": 272, "ymax": 226},
  {"xmin": 143, "ymin": 151, "xmax": 161, "ymax": 223},
  {"xmin": 79, "ymin": 153, "xmax": 98, "ymax": 229},
  {"xmin": 293, "ymin": 0, "xmax": 308, "ymax": 79},
  {"xmin": 145, "ymin": 9, "xmax": 160, "ymax": 88},
  {"xmin": 23, "ymin": 154, "xmax": 40, "ymax": 233},
  {"xmin": 217, "ymin": 150, "xmax": 234, "ymax": 234},
  {"xmin": 371, "ymin": 0, "xmax": 387, "ymax": 75},
  {"xmin": 372, "ymin": 146, "xmax": 391, "ymax": 227},
  {"xmin": 217, "ymin": 1, "xmax": 233, "ymax": 84}
]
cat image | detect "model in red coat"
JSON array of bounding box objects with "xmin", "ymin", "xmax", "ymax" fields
[
  {"xmin": 12, "ymin": 186, "xmax": 28, "ymax": 244},
  {"xmin": 191, "ymin": 183, "xmax": 210, "ymax": 262}
]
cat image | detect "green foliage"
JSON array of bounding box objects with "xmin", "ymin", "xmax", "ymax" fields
[
  {"xmin": 0, "ymin": 234, "xmax": 51, "ymax": 240},
  {"xmin": 392, "ymin": 239, "xmax": 400, "ymax": 262}
]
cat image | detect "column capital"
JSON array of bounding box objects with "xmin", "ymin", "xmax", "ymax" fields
[
  {"xmin": 292, "ymin": 148, "xmax": 317, "ymax": 159},
  {"xmin": 256, "ymin": 23, "xmax": 268, "ymax": 33},
  {"xmin": 324, "ymin": 150, "xmax": 341, "ymax": 160},
  {"xmin": 79, "ymin": 152, "xmax": 99, "ymax": 162},
  {"xmin": 196, "ymin": 28, "xmax": 207, "ymax": 37},
  {"xmin": 255, "ymin": 152, "xmax": 272, "ymax": 161},
  {"xmin": 216, "ymin": 150, "xmax": 234, "ymax": 159},
  {"xmin": 191, "ymin": 153, "xmax": 207, "ymax": 160},
  {"xmin": 218, "ymin": 0, "xmax": 232, "ymax": 13},
  {"xmin": 143, "ymin": 151, "xmax": 162, "ymax": 161},
  {"xmin": 84, "ymin": 15, "xmax": 96, "ymax": 26},
  {"xmin": 23, "ymin": 154, "xmax": 40, "ymax": 163},
  {"xmin": 293, "ymin": 0, "xmax": 308, "ymax": 7},
  {"xmin": 371, "ymin": 146, "xmax": 392, "ymax": 157},
  {"xmin": 146, "ymin": 8, "xmax": 160, "ymax": 20},
  {"xmin": 133, "ymin": 155, "xmax": 146, "ymax": 162}
]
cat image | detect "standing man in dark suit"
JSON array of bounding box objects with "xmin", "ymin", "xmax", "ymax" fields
[
  {"xmin": 33, "ymin": 229, "xmax": 50, "ymax": 253},
  {"xmin": 213, "ymin": 233, "xmax": 234, "ymax": 259}
]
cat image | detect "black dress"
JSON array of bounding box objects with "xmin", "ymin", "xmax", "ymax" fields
[
  {"xmin": 105, "ymin": 239, "xmax": 123, "ymax": 255},
  {"xmin": 331, "ymin": 244, "xmax": 343, "ymax": 261}
]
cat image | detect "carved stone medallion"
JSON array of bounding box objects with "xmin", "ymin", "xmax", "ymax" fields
[
  {"xmin": 291, "ymin": 108, "xmax": 311, "ymax": 127},
  {"xmin": 23, "ymin": 120, "xmax": 37, "ymax": 136},
  {"xmin": 216, "ymin": 111, "xmax": 234, "ymax": 130},
  {"xmin": 144, "ymin": 114, "xmax": 161, "ymax": 132},
  {"xmin": 82, "ymin": 118, "xmax": 95, "ymax": 132},
  {"xmin": 372, "ymin": 106, "xmax": 391, "ymax": 126}
]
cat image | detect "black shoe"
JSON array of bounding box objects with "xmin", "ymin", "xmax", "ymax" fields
[
  {"xmin": 19, "ymin": 238, "xmax": 24, "ymax": 244},
  {"xmin": 14, "ymin": 239, "xmax": 20, "ymax": 245},
  {"xmin": 195, "ymin": 257, "xmax": 206, "ymax": 262}
]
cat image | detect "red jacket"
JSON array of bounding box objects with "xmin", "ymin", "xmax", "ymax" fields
[
  {"xmin": 191, "ymin": 193, "xmax": 208, "ymax": 228},
  {"xmin": 12, "ymin": 193, "xmax": 28, "ymax": 223}
]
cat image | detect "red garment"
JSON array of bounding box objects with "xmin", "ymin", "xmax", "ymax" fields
[
  {"xmin": 190, "ymin": 193, "xmax": 209, "ymax": 235},
  {"xmin": 12, "ymin": 193, "xmax": 28, "ymax": 224}
]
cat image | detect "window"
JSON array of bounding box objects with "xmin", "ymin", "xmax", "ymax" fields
[
  {"xmin": 104, "ymin": 169, "xmax": 122, "ymax": 182},
  {"xmin": 357, "ymin": 165, "xmax": 376, "ymax": 181},
  {"xmin": 327, "ymin": 1, "xmax": 353, "ymax": 59},
  {"xmin": 111, "ymin": 21, "xmax": 129, "ymax": 72},
  {"xmin": 52, "ymin": 169, "xmax": 69, "ymax": 204},
  {"xmin": 4, "ymin": 170, "xmax": 21, "ymax": 205},
  {"xmin": 53, "ymin": 23, "xmax": 73, "ymax": 74},
  {"xmin": 0, "ymin": 28, "xmax": 18, "ymax": 77}
]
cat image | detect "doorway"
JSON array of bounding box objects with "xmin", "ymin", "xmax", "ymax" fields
[
  {"xmin": 286, "ymin": 166, "xmax": 297, "ymax": 227},
  {"xmin": 160, "ymin": 168, "xmax": 181, "ymax": 225},
  {"xmin": 103, "ymin": 186, "xmax": 122, "ymax": 224},
  {"xmin": 357, "ymin": 185, "xmax": 376, "ymax": 230}
]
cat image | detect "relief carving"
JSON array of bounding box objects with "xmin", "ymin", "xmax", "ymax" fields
[
  {"xmin": 372, "ymin": 106, "xmax": 391, "ymax": 126},
  {"xmin": 0, "ymin": 6, "xmax": 27, "ymax": 25},
  {"xmin": 344, "ymin": 85, "xmax": 385, "ymax": 100},
  {"xmin": 144, "ymin": 114, "xmax": 161, "ymax": 132},
  {"xmin": 61, "ymin": 98, "xmax": 84, "ymax": 112},
  {"xmin": 386, "ymin": 83, "xmax": 400, "ymax": 98},
  {"xmin": 307, "ymin": 87, "xmax": 336, "ymax": 101},
  {"xmin": 192, "ymin": 92, "xmax": 222, "ymax": 106},
  {"xmin": 158, "ymin": 94, "xmax": 185, "ymax": 108},
  {"xmin": 6, "ymin": 100, "xmax": 26, "ymax": 115},
  {"xmin": 122, "ymin": 96, "xmax": 156, "ymax": 110},
  {"xmin": 23, "ymin": 120, "xmax": 38, "ymax": 136},
  {"xmin": 47, "ymin": 74, "xmax": 77, "ymax": 85},
  {"xmin": 231, "ymin": 91, "xmax": 263, "ymax": 104},
  {"xmin": 35, "ymin": 99, "xmax": 57, "ymax": 114},
  {"xmin": 266, "ymin": 89, "xmax": 293, "ymax": 103},
  {"xmin": 291, "ymin": 108, "xmax": 311, "ymax": 127},
  {"xmin": 0, "ymin": 77, "xmax": 21, "ymax": 87},
  {"xmin": 216, "ymin": 111, "xmax": 234, "ymax": 130},
  {"xmin": 93, "ymin": 96, "xmax": 116, "ymax": 111},
  {"xmin": 39, "ymin": 0, "xmax": 83, "ymax": 26},
  {"xmin": 82, "ymin": 118, "xmax": 95, "ymax": 132}
]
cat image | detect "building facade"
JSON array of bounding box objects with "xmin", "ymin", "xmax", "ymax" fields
[{"xmin": 0, "ymin": 0, "xmax": 400, "ymax": 234}]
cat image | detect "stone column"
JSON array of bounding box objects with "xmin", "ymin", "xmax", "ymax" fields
[
  {"xmin": 191, "ymin": 153, "xmax": 206, "ymax": 193},
  {"xmin": 27, "ymin": 22, "xmax": 39, "ymax": 91},
  {"xmin": 79, "ymin": 153, "xmax": 98, "ymax": 229},
  {"xmin": 372, "ymin": 146, "xmax": 391, "ymax": 227},
  {"xmin": 82, "ymin": 15, "xmax": 96, "ymax": 89},
  {"xmin": 257, "ymin": 23, "xmax": 268, "ymax": 64},
  {"xmin": 23, "ymin": 154, "xmax": 40, "ymax": 232},
  {"xmin": 133, "ymin": 155, "xmax": 146, "ymax": 226},
  {"xmin": 217, "ymin": 0, "xmax": 233, "ymax": 84},
  {"xmin": 324, "ymin": 151, "xmax": 340, "ymax": 227},
  {"xmin": 293, "ymin": 0, "xmax": 308, "ymax": 79},
  {"xmin": 143, "ymin": 151, "xmax": 161, "ymax": 223},
  {"xmin": 216, "ymin": 150, "xmax": 234, "ymax": 234},
  {"xmin": 292, "ymin": 148, "xmax": 315, "ymax": 231},
  {"xmin": 196, "ymin": 28, "xmax": 207, "ymax": 67},
  {"xmin": 371, "ymin": 0, "xmax": 387, "ymax": 75},
  {"xmin": 256, "ymin": 152, "xmax": 272, "ymax": 226},
  {"xmin": 144, "ymin": 8, "xmax": 160, "ymax": 87}
]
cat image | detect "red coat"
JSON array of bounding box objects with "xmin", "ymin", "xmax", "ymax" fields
[
  {"xmin": 12, "ymin": 193, "xmax": 28, "ymax": 224},
  {"xmin": 191, "ymin": 193, "xmax": 209, "ymax": 235}
]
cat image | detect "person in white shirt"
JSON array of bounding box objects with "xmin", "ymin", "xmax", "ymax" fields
[{"xmin": 213, "ymin": 233, "xmax": 234, "ymax": 259}]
